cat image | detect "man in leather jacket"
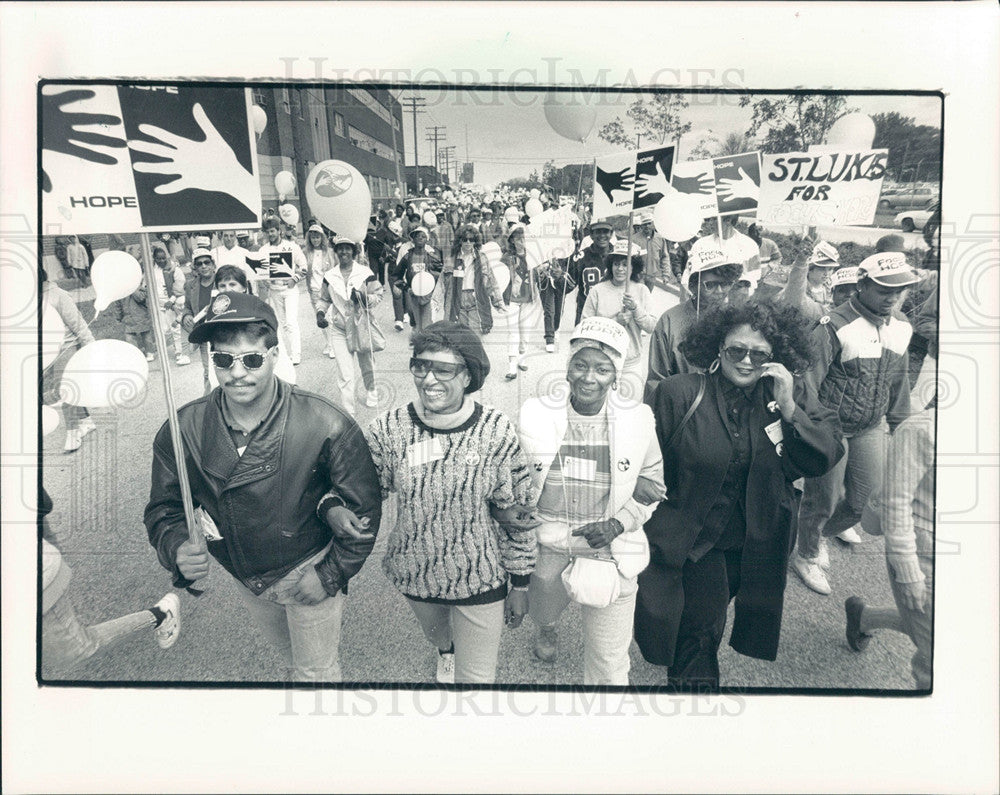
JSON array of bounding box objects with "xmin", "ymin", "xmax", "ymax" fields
[{"xmin": 144, "ymin": 293, "xmax": 381, "ymax": 682}]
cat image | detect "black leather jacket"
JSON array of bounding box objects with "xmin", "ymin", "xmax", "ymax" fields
[{"xmin": 144, "ymin": 379, "xmax": 382, "ymax": 596}]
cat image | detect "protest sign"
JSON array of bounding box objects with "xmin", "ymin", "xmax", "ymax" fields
[
  {"xmin": 592, "ymin": 144, "xmax": 675, "ymax": 219},
  {"xmin": 713, "ymin": 151, "xmax": 761, "ymax": 216},
  {"xmin": 670, "ymin": 158, "xmax": 717, "ymax": 218},
  {"xmin": 268, "ymin": 251, "xmax": 293, "ymax": 280},
  {"xmin": 757, "ymin": 149, "xmax": 889, "ymax": 225},
  {"xmin": 41, "ymin": 83, "xmax": 261, "ymax": 233}
]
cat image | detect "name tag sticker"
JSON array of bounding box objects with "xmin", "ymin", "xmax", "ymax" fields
[
  {"xmin": 764, "ymin": 420, "xmax": 784, "ymax": 446},
  {"xmin": 563, "ymin": 455, "xmax": 597, "ymax": 481},
  {"xmin": 452, "ymin": 268, "xmax": 465, "ymax": 278},
  {"xmin": 407, "ymin": 437, "xmax": 446, "ymax": 468},
  {"xmin": 195, "ymin": 507, "xmax": 223, "ymax": 541}
]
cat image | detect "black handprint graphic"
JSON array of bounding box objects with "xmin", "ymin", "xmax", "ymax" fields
[
  {"xmin": 672, "ymin": 171, "xmax": 714, "ymax": 196},
  {"xmin": 41, "ymin": 89, "xmax": 126, "ymax": 193},
  {"xmin": 595, "ymin": 166, "xmax": 635, "ymax": 203}
]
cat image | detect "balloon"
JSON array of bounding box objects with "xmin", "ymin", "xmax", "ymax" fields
[
  {"xmin": 304, "ymin": 160, "xmax": 372, "ymax": 242},
  {"xmin": 529, "ymin": 188, "xmax": 541, "ymax": 200},
  {"xmin": 274, "ymin": 170, "xmax": 296, "ymax": 197},
  {"xmin": 410, "ymin": 271, "xmax": 436, "ymax": 297},
  {"xmin": 543, "ymin": 94, "xmax": 597, "ymax": 143},
  {"xmin": 42, "ymin": 405, "xmax": 60, "ymax": 436},
  {"xmin": 422, "ymin": 210, "xmax": 438, "ymax": 227},
  {"xmin": 91, "ymin": 250, "xmax": 142, "ymax": 312},
  {"xmin": 60, "ymin": 339, "xmax": 148, "ymax": 409},
  {"xmin": 504, "ymin": 207, "xmax": 521, "ymax": 224},
  {"xmin": 653, "ymin": 193, "xmax": 704, "ymax": 243},
  {"xmin": 251, "ymin": 105, "xmax": 267, "ymax": 134},
  {"xmin": 481, "ymin": 241, "xmax": 504, "ymax": 267},
  {"xmin": 278, "ymin": 203, "xmax": 299, "ymax": 226},
  {"xmin": 826, "ymin": 112, "xmax": 876, "ymax": 149},
  {"xmin": 525, "ymin": 198, "xmax": 544, "ymax": 218},
  {"xmin": 491, "ymin": 262, "xmax": 511, "ymax": 296},
  {"xmin": 41, "ymin": 302, "xmax": 66, "ymax": 370}
]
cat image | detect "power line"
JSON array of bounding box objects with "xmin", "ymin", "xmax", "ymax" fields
[
  {"xmin": 425, "ymin": 126, "xmax": 447, "ymax": 182},
  {"xmin": 401, "ymin": 96, "xmax": 426, "ymax": 187}
]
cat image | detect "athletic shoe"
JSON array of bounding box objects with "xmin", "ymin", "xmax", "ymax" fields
[
  {"xmin": 291, "ymin": 356, "xmax": 301, "ymax": 366},
  {"xmin": 505, "ymin": 371, "xmax": 517, "ymax": 381},
  {"xmin": 175, "ymin": 354, "xmax": 191, "ymax": 366},
  {"xmin": 365, "ymin": 390, "xmax": 379, "ymax": 408},
  {"xmin": 837, "ymin": 525, "xmax": 864, "ymax": 544},
  {"xmin": 435, "ymin": 650, "xmax": 455, "ymax": 684},
  {"xmin": 518, "ymin": 362, "xmax": 528, "ymax": 372},
  {"xmin": 394, "ymin": 321, "xmax": 405, "ymax": 332},
  {"xmin": 145, "ymin": 352, "xmax": 156, "ymax": 362},
  {"xmin": 63, "ymin": 428, "xmax": 82, "ymax": 453},
  {"xmin": 817, "ymin": 539, "xmax": 830, "ymax": 570},
  {"xmin": 79, "ymin": 417, "xmax": 97, "ymax": 438},
  {"xmin": 791, "ymin": 554, "xmax": 831, "ymax": 595},
  {"xmin": 844, "ymin": 596, "xmax": 871, "ymax": 652},
  {"xmin": 533, "ymin": 625, "xmax": 558, "ymax": 663},
  {"xmin": 154, "ymin": 592, "xmax": 181, "ymax": 650},
  {"xmin": 327, "ymin": 349, "xmax": 336, "ymax": 359},
  {"xmin": 545, "ymin": 344, "xmax": 555, "ymax": 353}
]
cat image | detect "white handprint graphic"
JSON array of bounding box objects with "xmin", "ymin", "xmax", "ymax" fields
[
  {"xmin": 716, "ymin": 167, "xmax": 760, "ymax": 203},
  {"xmin": 127, "ymin": 102, "xmax": 258, "ymax": 213}
]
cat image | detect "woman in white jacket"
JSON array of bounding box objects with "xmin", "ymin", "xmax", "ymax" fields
[
  {"xmin": 315, "ymin": 237, "xmax": 384, "ymax": 413},
  {"xmin": 517, "ymin": 316, "xmax": 665, "ymax": 685}
]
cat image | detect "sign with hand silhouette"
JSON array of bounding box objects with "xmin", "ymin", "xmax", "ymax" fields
[
  {"xmin": 41, "ymin": 82, "xmax": 261, "ymax": 233},
  {"xmin": 592, "ymin": 144, "xmax": 675, "ymax": 220}
]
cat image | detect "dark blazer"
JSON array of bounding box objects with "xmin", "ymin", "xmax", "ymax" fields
[{"xmin": 635, "ymin": 371, "xmax": 843, "ymax": 665}]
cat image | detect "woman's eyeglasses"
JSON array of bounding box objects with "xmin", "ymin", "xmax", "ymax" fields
[
  {"xmin": 721, "ymin": 345, "xmax": 772, "ymax": 367},
  {"xmin": 461, "ymin": 237, "xmax": 478, "ymax": 243},
  {"xmin": 409, "ymin": 357, "xmax": 466, "ymax": 381},
  {"xmin": 210, "ymin": 349, "xmax": 273, "ymax": 370}
]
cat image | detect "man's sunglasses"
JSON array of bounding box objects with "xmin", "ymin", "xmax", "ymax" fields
[
  {"xmin": 409, "ymin": 357, "xmax": 466, "ymax": 381},
  {"xmin": 210, "ymin": 348, "xmax": 274, "ymax": 370},
  {"xmin": 721, "ymin": 345, "xmax": 772, "ymax": 368}
]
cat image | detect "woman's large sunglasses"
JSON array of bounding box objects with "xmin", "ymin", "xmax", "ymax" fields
[
  {"xmin": 409, "ymin": 357, "xmax": 466, "ymax": 381},
  {"xmin": 721, "ymin": 345, "xmax": 772, "ymax": 367},
  {"xmin": 210, "ymin": 348, "xmax": 274, "ymax": 370}
]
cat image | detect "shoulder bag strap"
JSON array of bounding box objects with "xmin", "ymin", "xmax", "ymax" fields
[{"xmin": 663, "ymin": 373, "xmax": 706, "ymax": 452}]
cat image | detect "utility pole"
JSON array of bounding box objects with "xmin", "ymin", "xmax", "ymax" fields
[
  {"xmin": 390, "ymin": 97, "xmax": 404, "ymax": 197},
  {"xmin": 426, "ymin": 125, "xmax": 446, "ymax": 187},
  {"xmin": 441, "ymin": 145, "xmax": 457, "ymax": 184},
  {"xmin": 401, "ymin": 95, "xmax": 426, "ymax": 193}
]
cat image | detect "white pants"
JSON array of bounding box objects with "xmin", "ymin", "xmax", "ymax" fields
[
  {"xmin": 327, "ymin": 323, "xmax": 375, "ymax": 414},
  {"xmin": 406, "ymin": 598, "xmax": 505, "ymax": 684},
  {"xmin": 269, "ymin": 285, "xmax": 301, "ymax": 362},
  {"xmin": 505, "ymin": 298, "xmax": 543, "ymax": 359}
]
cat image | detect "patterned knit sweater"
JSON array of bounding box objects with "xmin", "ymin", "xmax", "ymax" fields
[{"xmin": 366, "ymin": 402, "xmax": 537, "ymax": 604}]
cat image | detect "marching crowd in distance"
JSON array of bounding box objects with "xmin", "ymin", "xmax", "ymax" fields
[{"xmin": 41, "ymin": 187, "xmax": 939, "ymax": 691}]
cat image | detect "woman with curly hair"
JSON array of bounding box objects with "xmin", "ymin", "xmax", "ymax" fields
[{"xmin": 634, "ymin": 300, "xmax": 843, "ymax": 689}]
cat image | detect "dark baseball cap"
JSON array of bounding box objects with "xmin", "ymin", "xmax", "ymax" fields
[{"xmin": 189, "ymin": 292, "xmax": 278, "ymax": 344}]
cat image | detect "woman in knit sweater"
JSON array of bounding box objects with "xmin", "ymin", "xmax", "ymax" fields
[{"xmin": 364, "ymin": 321, "xmax": 538, "ymax": 684}]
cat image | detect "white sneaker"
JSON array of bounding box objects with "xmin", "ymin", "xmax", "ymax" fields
[
  {"xmin": 175, "ymin": 354, "xmax": 191, "ymax": 366},
  {"xmin": 792, "ymin": 554, "xmax": 831, "ymax": 595},
  {"xmin": 365, "ymin": 390, "xmax": 379, "ymax": 408},
  {"xmin": 153, "ymin": 592, "xmax": 181, "ymax": 649},
  {"xmin": 435, "ymin": 650, "xmax": 455, "ymax": 684},
  {"xmin": 291, "ymin": 356, "xmax": 301, "ymax": 366},
  {"xmin": 145, "ymin": 352, "xmax": 156, "ymax": 362},
  {"xmin": 817, "ymin": 539, "xmax": 830, "ymax": 570},
  {"xmin": 545, "ymin": 343, "xmax": 555, "ymax": 353},
  {"xmin": 394, "ymin": 320, "xmax": 405, "ymax": 332},
  {"xmin": 837, "ymin": 526, "xmax": 864, "ymax": 544},
  {"xmin": 79, "ymin": 417, "xmax": 97, "ymax": 438},
  {"xmin": 63, "ymin": 428, "xmax": 82, "ymax": 453}
]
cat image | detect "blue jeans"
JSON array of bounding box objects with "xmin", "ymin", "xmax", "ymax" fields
[
  {"xmin": 236, "ymin": 546, "xmax": 345, "ymax": 682},
  {"xmin": 797, "ymin": 420, "xmax": 889, "ymax": 559}
]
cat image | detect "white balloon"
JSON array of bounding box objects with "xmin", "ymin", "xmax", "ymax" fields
[
  {"xmin": 274, "ymin": 170, "xmax": 296, "ymax": 197},
  {"xmin": 304, "ymin": 160, "xmax": 373, "ymax": 242},
  {"xmin": 251, "ymin": 105, "xmax": 267, "ymax": 134},
  {"xmin": 529, "ymin": 188, "xmax": 541, "ymax": 200},
  {"xmin": 60, "ymin": 339, "xmax": 148, "ymax": 409},
  {"xmin": 278, "ymin": 203, "xmax": 299, "ymax": 226},
  {"xmin": 492, "ymin": 262, "xmax": 511, "ymax": 295},
  {"xmin": 504, "ymin": 207, "xmax": 521, "ymax": 224},
  {"xmin": 826, "ymin": 113, "xmax": 876, "ymax": 149},
  {"xmin": 653, "ymin": 193, "xmax": 704, "ymax": 243},
  {"xmin": 481, "ymin": 241, "xmax": 504, "ymax": 267},
  {"xmin": 42, "ymin": 405, "xmax": 60, "ymax": 436},
  {"xmin": 41, "ymin": 302, "xmax": 67, "ymax": 370},
  {"xmin": 91, "ymin": 250, "xmax": 142, "ymax": 312},
  {"xmin": 410, "ymin": 271, "xmax": 436, "ymax": 297},
  {"xmin": 543, "ymin": 95, "xmax": 597, "ymax": 143},
  {"xmin": 525, "ymin": 198, "xmax": 544, "ymax": 218}
]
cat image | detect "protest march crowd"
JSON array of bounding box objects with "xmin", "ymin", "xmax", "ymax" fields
[{"xmin": 40, "ymin": 178, "xmax": 939, "ymax": 691}]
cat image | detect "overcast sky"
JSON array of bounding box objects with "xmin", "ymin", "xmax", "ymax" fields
[{"xmin": 394, "ymin": 88, "xmax": 941, "ymax": 186}]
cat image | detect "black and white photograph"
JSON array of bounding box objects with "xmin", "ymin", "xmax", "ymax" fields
[{"xmin": 2, "ymin": 3, "xmax": 998, "ymax": 793}]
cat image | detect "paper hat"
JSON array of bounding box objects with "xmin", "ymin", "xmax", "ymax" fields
[
  {"xmin": 809, "ymin": 240, "xmax": 840, "ymax": 266},
  {"xmin": 194, "ymin": 235, "xmax": 212, "ymax": 249},
  {"xmin": 569, "ymin": 316, "xmax": 630, "ymax": 373},
  {"xmin": 831, "ymin": 266, "xmax": 859, "ymax": 287},
  {"xmin": 857, "ymin": 252, "xmax": 920, "ymax": 287},
  {"xmin": 632, "ymin": 208, "xmax": 654, "ymax": 225},
  {"xmin": 409, "ymin": 226, "xmax": 430, "ymax": 238},
  {"xmin": 189, "ymin": 292, "xmax": 278, "ymax": 344},
  {"xmin": 307, "ymin": 223, "xmax": 324, "ymax": 235},
  {"xmin": 192, "ymin": 248, "xmax": 214, "ymax": 261}
]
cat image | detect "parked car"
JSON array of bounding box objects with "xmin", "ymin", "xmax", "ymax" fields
[
  {"xmin": 894, "ymin": 203, "xmax": 938, "ymax": 233},
  {"xmin": 879, "ymin": 186, "xmax": 938, "ymax": 211}
]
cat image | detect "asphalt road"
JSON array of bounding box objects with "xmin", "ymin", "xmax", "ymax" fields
[{"xmin": 41, "ymin": 278, "xmax": 920, "ymax": 690}]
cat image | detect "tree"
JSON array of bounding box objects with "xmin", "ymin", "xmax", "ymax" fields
[
  {"xmin": 598, "ymin": 94, "xmax": 692, "ymax": 150},
  {"xmin": 542, "ymin": 160, "xmax": 592, "ymax": 197},
  {"xmin": 738, "ymin": 93, "xmax": 857, "ymax": 153},
  {"xmin": 689, "ymin": 130, "xmax": 750, "ymax": 160},
  {"xmin": 871, "ymin": 112, "xmax": 941, "ymax": 182}
]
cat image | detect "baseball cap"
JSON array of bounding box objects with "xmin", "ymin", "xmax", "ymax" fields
[
  {"xmin": 331, "ymin": 236, "xmax": 357, "ymax": 251},
  {"xmin": 858, "ymin": 252, "xmax": 920, "ymax": 287},
  {"xmin": 632, "ymin": 208, "xmax": 654, "ymax": 225},
  {"xmin": 589, "ymin": 220, "xmax": 613, "ymax": 233},
  {"xmin": 307, "ymin": 223, "xmax": 324, "ymax": 235},
  {"xmin": 831, "ymin": 266, "xmax": 859, "ymax": 287},
  {"xmin": 569, "ymin": 316, "xmax": 630, "ymax": 373},
  {"xmin": 409, "ymin": 226, "xmax": 429, "ymax": 238},
  {"xmin": 192, "ymin": 248, "xmax": 214, "ymax": 262},
  {"xmin": 189, "ymin": 292, "xmax": 278, "ymax": 344},
  {"xmin": 809, "ymin": 240, "xmax": 840, "ymax": 267}
]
